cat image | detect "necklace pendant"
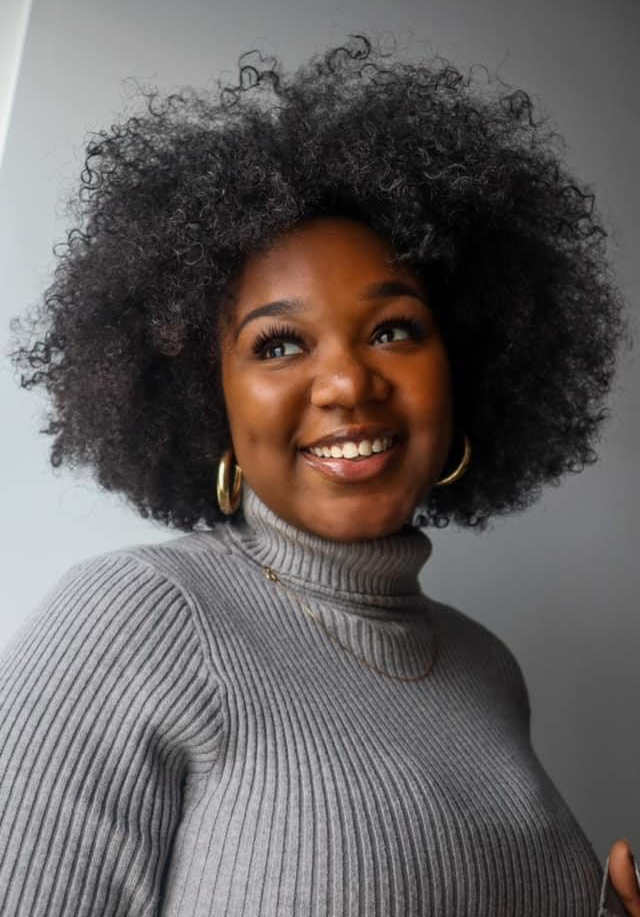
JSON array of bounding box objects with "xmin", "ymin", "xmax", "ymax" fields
[{"xmin": 263, "ymin": 566, "xmax": 279, "ymax": 582}]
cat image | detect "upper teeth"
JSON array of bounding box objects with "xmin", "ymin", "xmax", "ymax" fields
[{"xmin": 307, "ymin": 436, "xmax": 394, "ymax": 459}]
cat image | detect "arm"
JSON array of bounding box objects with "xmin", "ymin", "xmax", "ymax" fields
[{"xmin": 0, "ymin": 551, "xmax": 224, "ymax": 916}]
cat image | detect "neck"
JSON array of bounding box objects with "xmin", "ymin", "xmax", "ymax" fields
[{"xmin": 223, "ymin": 482, "xmax": 433, "ymax": 615}]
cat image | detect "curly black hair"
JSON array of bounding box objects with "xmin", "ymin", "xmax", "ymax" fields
[{"xmin": 7, "ymin": 34, "xmax": 630, "ymax": 533}]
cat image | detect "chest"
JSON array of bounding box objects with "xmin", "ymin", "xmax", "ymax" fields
[{"xmin": 159, "ymin": 644, "xmax": 602, "ymax": 916}]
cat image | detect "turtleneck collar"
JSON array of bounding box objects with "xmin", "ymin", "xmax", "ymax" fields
[{"xmin": 222, "ymin": 481, "xmax": 433, "ymax": 613}]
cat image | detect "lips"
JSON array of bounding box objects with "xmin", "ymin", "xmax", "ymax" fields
[{"xmin": 299, "ymin": 436, "xmax": 403, "ymax": 483}]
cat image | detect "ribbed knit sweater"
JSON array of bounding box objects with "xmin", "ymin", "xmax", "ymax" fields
[{"xmin": 0, "ymin": 482, "xmax": 604, "ymax": 916}]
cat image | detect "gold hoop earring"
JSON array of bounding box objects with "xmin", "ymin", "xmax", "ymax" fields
[
  {"xmin": 433, "ymin": 432, "xmax": 471, "ymax": 487},
  {"xmin": 217, "ymin": 447, "xmax": 243, "ymax": 515}
]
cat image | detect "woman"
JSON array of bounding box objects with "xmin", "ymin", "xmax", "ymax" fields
[{"xmin": 2, "ymin": 35, "xmax": 636, "ymax": 916}]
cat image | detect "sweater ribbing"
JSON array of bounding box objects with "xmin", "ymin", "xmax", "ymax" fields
[{"xmin": 0, "ymin": 484, "xmax": 604, "ymax": 915}]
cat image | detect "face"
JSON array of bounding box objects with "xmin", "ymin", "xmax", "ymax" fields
[{"xmin": 219, "ymin": 216, "xmax": 454, "ymax": 541}]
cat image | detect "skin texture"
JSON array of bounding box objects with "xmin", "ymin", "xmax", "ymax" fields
[
  {"xmin": 609, "ymin": 839, "xmax": 640, "ymax": 916},
  {"xmin": 219, "ymin": 216, "xmax": 454, "ymax": 542}
]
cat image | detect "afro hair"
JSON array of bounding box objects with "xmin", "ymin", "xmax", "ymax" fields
[{"xmin": 7, "ymin": 34, "xmax": 631, "ymax": 532}]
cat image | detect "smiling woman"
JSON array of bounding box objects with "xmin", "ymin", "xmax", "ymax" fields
[
  {"xmin": 2, "ymin": 32, "xmax": 634, "ymax": 917},
  {"xmin": 218, "ymin": 216, "xmax": 454, "ymax": 541}
]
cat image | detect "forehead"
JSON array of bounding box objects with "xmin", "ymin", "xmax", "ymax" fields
[{"xmin": 229, "ymin": 217, "xmax": 424, "ymax": 304}]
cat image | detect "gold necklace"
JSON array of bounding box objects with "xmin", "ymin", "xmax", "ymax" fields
[{"xmin": 262, "ymin": 565, "xmax": 437, "ymax": 682}]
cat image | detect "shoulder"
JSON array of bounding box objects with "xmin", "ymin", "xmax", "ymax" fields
[
  {"xmin": 0, "ymin": 537, "xmax": 226, "ymax": 775},
  {"xmin": 16, "ymin": 544, "xmax": 190, "ymax": 645},
  {"xmin": 88, "ymin": 524, "xmax": 236, "ymax": 597},
  {"xmin": 428, "ymin": 596, "xmax": 531, "ymax": 718},
  {"xmin": 25, "ymin": 524, "xmax": 233, "ymax": 631},
  {"xmin": 429, "ymin": 596, "xmax": 521, "ymax": 660},
  {"xmin": 1, "ymin": 529, "xmax": 232, "ymax": 704}
]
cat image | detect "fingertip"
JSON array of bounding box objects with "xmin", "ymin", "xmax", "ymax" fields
[{"xmin": 611, "ymin": 838, "xmax": 632, "ymax": 861}]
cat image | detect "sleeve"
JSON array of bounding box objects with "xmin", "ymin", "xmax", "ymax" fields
[{"xmin": 0, "ymin": 551, "xmax": 225, "ymax": 917}]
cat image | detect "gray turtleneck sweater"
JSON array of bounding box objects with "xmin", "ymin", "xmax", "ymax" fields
[{"xmin": 0, "ymin": 483, "xmax": 604, "ymax": 916}]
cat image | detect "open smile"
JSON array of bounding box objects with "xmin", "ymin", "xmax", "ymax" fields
[{"xmin": 299, "ymin": 436, "xmax": 403, "ymax": 482}]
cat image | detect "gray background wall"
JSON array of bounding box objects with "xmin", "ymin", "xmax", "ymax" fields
[{"xmin": 1, "ymin": 0, "xmax": 638, "ymax": 864}]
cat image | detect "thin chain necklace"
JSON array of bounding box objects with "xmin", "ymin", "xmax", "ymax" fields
[{"xmin": 261, "ymin": 565, "xmax": 437, "ymax": 682}]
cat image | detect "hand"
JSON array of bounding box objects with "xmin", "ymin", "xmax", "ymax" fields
[{"xmin": 608, "ymin": 839, "xmax": 640, "ymax": 916}]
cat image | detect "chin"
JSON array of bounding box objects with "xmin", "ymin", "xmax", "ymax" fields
[{"xmin": 301, "ymin": 499, "xmax": 413, "ymax": 542}]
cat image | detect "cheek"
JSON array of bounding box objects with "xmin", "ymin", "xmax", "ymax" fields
[
  {"xmin": 223, "ymin": 362, "xmax": 304, "ymax": 446},
  {"xmin": 401, "ymin": 347, "xmax": 452, "ymax": 423}
]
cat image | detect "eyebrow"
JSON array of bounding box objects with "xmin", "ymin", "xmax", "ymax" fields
[{"xmin": 233, "ymin": 279, "xmax": 427, "ymax": 341}]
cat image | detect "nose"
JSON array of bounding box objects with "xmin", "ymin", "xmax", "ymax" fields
[{"xmin": 309, "ymin": 348, "xmax": 391, "ymax": 408}]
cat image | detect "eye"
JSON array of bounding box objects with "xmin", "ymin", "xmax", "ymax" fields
[
  {"xmin": 372, "ymin": 316, "xmax": 426, "ymax": 345},
  {"xmin": 252, "ymin": 323, "xmax": 305, "ymax": 360},
  {"xmin": 251, "ymin": 315, "xmax": 427, "ymax": 361}
]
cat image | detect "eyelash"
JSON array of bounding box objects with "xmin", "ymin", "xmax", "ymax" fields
[{"xmin": 251, "ymin": 315, "xmax": 427, "ymax": 360}]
